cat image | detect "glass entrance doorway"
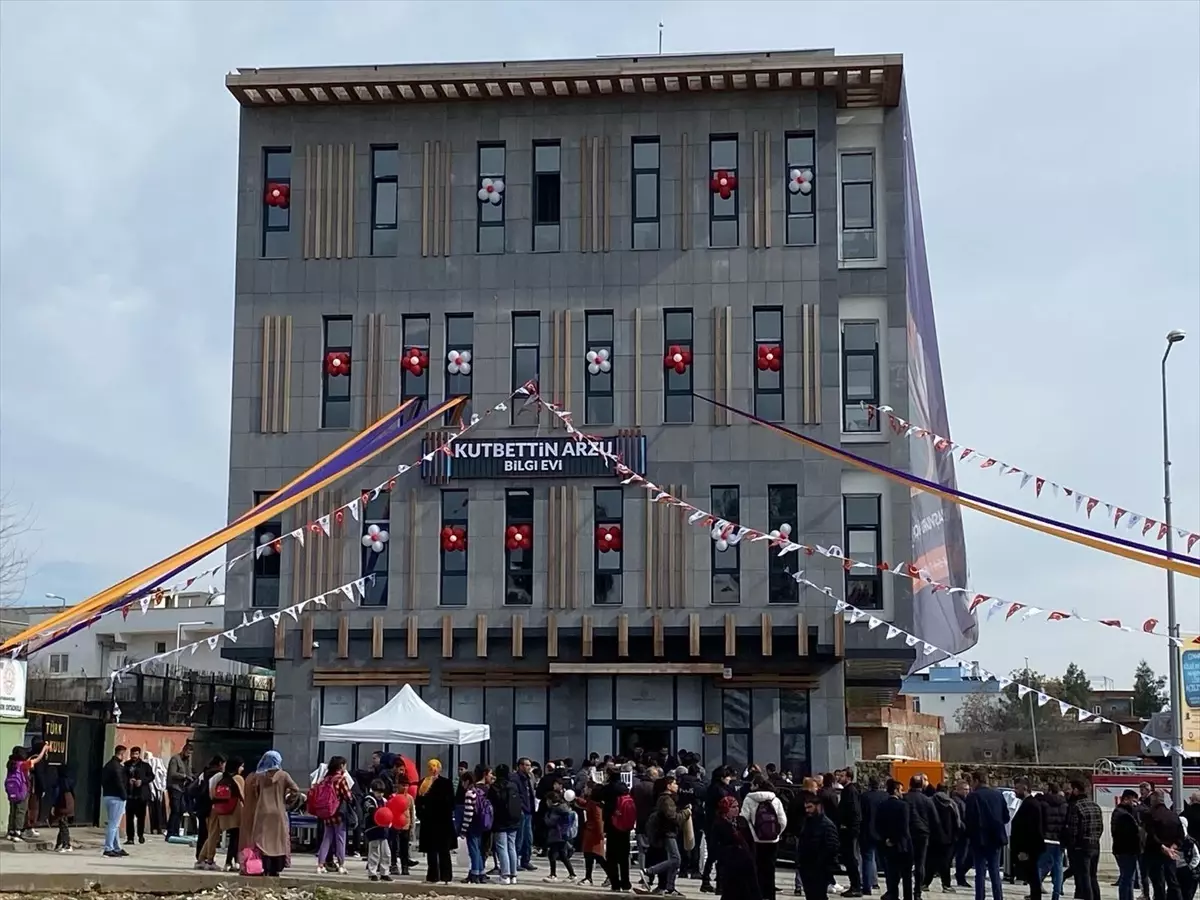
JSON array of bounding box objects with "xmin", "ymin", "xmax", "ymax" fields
[{"xmin": 617, "ymin": 724, "xmax": 672, "ymax": 760}]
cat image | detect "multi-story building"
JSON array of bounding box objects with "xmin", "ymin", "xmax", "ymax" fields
[{"xmin": 221, "ymin": 49, "xmax": 976, "ymax": 775}]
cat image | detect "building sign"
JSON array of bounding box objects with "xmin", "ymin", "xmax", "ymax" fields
[
  {"xmin": 1180, "ymin": 638, "xmax": 1200, "ymax": 756},
  {"xmin": 422, "ymin": 434, "xmax": 647, "ymax": 481},
  {"xmin": 0, "ymin": 658, "xmax": 26, "ymax": 718},
  {"xmin": 38, "ymin": 713, "xmax": 69, "ymax": 766}
]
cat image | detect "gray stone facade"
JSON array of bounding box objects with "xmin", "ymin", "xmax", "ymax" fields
[{"xmin": 222, "ymin": 52, "xmax": 919, "ymax": 776}]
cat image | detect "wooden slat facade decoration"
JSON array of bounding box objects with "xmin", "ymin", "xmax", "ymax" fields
[
  {"xmin": 633, "ymin": 308, "xmax": 643, "ymax": 426},
  {"xmin": 549, "ymin": 311, "xmax": 572, "ymax": 430},
  {"xmin": 273, "ymin": 619, "xmax": 286, "ymax": 659},
  {"xmin": 716, "ymin": 673, "xmax": 818, "ymax": 691},
  {"xmin": 441, "ymin": 614, "xmax": 453, "ymax": 658},
  {"xmin": 579, "ymin": 136, "xmax": 610, "ymax": 252},
  {"xmin": 648, "ymin": 483, "xmax": 688, "ymax": 609},
  {"xmin": 724, "ymin": 613, "xmax": 736, "ymax": 657},
  {"xmin": 679, "ymin": 134, "xmax": 690, "ymax": 251},
  {"xmin": 406, "ymin": 614, "xmax": 419, "ymax": 658},
  {"xmin": 833, "ymin": 609, "xmax": 845, "ymax": 657},
  {"xmin": 749, "ymin": 131, "xmax": 773, "ymax": 249},
  {"xmin": 371, "ymin": 616, "xmax": 384, "ymax": 658},
  {"xmin": 797, "ymin": 612, "xmax": 808, "ymax": 656},
  {"xmin": 688, "ymin": 614, "xmax": 701, "ymax": 657},
  {"xmin": 547, "ymin": 613, "xmax": 559, "ymax": 658},
  {"xmin": 617, "ymin": 614, "xmax": 629, "ymax": 657},
  {"xmin": 760, "ymin": 613, "xmax": 773, "ymax": 657},
  {"xmin": 301, "ymin": 614, "xmax": 314, "ymax": 659},
  {"xmin": 337, "ymin": 615, "xmax": 349, "ymax": 658},
  {"xmin": 511, "ymin": 614, "xmax": 524, "ymax": 658},
  {"xmin": 292, "ymin": 489, "xmax": 346, "ymax": 609},
  {"xmin": 420, "ymin": 141, "xmax": 452, "ymax": 258},
  {"xmin": 314, "ymin": 667, "xmax": 430, "ymax": 687},
  {"xmin": 475, "ymin": 614, "xmax": 488, "ymax": 658},
  {"xmin": 800, "ymin": 303, "xmax": 822, "ymax": 425},
  {"xmin": 362, "ymin": 313, "xmax": 387, "ymax": 426},
  {"xmin": 652, "ymin": 614, "xmax": 664, "ymax": 657},
  {"xmin": 303, "ymin": 143, "xmax": 355, "ymax": 260},
  {"xmin": 406, "ymin": 488, "xmax": 419, "ymax": 608},
  {"xmin": 259, "ymin": 315, "xmax": 293, "ymax": 433},
  {"xmin": 546, "ymin": 486, "xmax": 578, "ymax": 610},
  {"xmin": 712, "ymin": 308, "xmax": 732, "ymax": 425},
  {"xmin": 441, "ymin": 669, "xmax": 550, "ymax": 688},
  {"xmin": 581, "ymin": 615, "xmax": 594, "ymax": 657}
]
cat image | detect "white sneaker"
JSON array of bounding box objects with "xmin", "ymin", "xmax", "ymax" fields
[
  {"xmin": 316, "ymin": 864, "xmax": 327, "ymax": 874},
  {"xmin": 7, "ymin": 835, "xmax": 22, "ymax": 843},
  {"xmin": 336, "ymin": 865, "xmax": 348, "ymax": 874},
  {"xmin": 567, "ymin": 873, "xmax": 578, "ymax": 881},
  {"xmin": 24, "ymin": 829, "xmax": 40, "ymax": 838},
  {"xmin": 544, "ymin": 875, "xmax": 561, "ymax": 883}
]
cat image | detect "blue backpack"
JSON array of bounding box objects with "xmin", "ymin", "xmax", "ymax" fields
[{"xmin": 473, "ymin": 791, "xmax": 494, "ymax": 832}]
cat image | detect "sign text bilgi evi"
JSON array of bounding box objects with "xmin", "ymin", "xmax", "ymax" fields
[{"xmin": 423, "ymin": 434, "xmax": 647, "ymax": 481}]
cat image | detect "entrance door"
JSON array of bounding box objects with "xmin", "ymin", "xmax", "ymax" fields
[{"xmin": 617, "ymin": 724, "xmax": 672, "ymax": 761}]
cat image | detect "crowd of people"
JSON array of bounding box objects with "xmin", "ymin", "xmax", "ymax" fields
[{"xmin": 13, "ymin": 737, "xmax": 1200, "ymax": 900}]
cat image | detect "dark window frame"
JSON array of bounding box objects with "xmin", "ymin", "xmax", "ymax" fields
[
  {"xmin": 844, "ymin": 494, "xmax": 884, "ymax": 611},
  {"xmin": 584, "ymin": 311, "xmax": 615, "ymax": 425},
  {"xmin": 708, "ymin": 134, "xmax": 740, "ymax": 248},
  {"xmin": 631, "ymin": 137, "xmax": 661, "ymax": 250},
  {"xmin": 780, "ymin": 688, "xmax": 812, "ymax": 780},
  {"xmin": 721, "ymin": 687, "xmax": 752, "ymax": 773},
  {"xmin": 445, "ymin": 313, "xmax": 474, "ymax": 426},
  {"xmin": 504, "ymin": 488, "xmax": 534, "ymax": 607},
  {"xmin": 400, "ymin": 315, "xmax": 430, "ymax": 406},
  {"xmin": 594, "ymin": 487, "xmax": 624, "ymax": 606},
  {"xmin": 261, "ymin": 147, "xmax": 292, "ymax": 259},
  {"xmin": 252, "ymin": 489, "xmax": 281, "ymax": 608},
  {"xmin": 476, "ymin": 142, "xmax": 506, "ymax": 254},
  {"xmin": 360, "ymin": 490, "xmax": 390, "ymax": 607},
  {"xmin": 532, "ymin": 140, "xmax": 562, "ymax": 253},
  {"xmin": 784, "ymin": 132, "xmax": 816, "ymax": 247},
  {"xmin": 321, "ymin": 315, "xmax": 353, "ymax": 430},
  {"xmin": 439, "ymin": 489, "xmax": 469, "ymax": 607},
  {"xmin": 663, "ymin": 309, "xmax": 694, "ymax": 424},
  {"xmin": 510, "ymin": 312, "xmax": 541, "ymax": 425},
  {"xmin": 841, "ymin": 319, "xmax": 881, "ymax": 433},
  {"xmin": 370, "ymin": 145, "xmax": 399, "ymax": 256},
  {"xmin": 767, "ymin": 484, "xmax": 799, "ymax": 605},
  {"xmin": 710, "ymin": 485, "xmax": 741, "ymax": 605},
  {"xmin": 840, "ymin": 149, "xmax": 877, "ymax": 260},
  {"xmin": 752, "ymin": 306, "xmax": 785, "ymax": 422}
]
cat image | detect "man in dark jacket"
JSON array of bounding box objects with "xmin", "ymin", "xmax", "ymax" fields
[
  {"xmin": 904, "ymin": 775, "xmax": 942, "ymax": 900},
  {"xmin": 838, "ymin": 768, "xmax": 865, "ymax": 897},
  {"xmin": 951, "ymin": 781, "xmax": 971, "ymax": 888},
  {"xmin": 861, "ymin": 776, "xmax": 887, "ymax": 894},
  {"xmin": 164, "ymin": 741, "xmax": 192, "ymax": 839},
  {"xmin": 964, "ymin": 770, "xmax": 1009, "ymax": 900},
  {"xmin": 515, "ymin": 758, "xmax": 536, "ymax": 871},
  {"xmin": 597, "ymin": 770, "xmax": 633, "ymax": 892},
  {"xmin": 702, "ymin": 766, "xmax": 736, "ymax": 893},
  {"xmin": 101, "ymin": 746, "xmax": 129, "ymax": 858},
  {"xmin": 1038, "ymin": 782, "xmax": 1069, "ymax": 900},
  {"xmin": 122, "ymin": 747, "xmax": 153, "ymax": 845},
  {"xmin": 1064, "ymin": 779, "xmax": 1103, "ymax": 900},
  {"xmin": 798, "ymin": 790, "xmax": 842, "ymax": 900},
  {"xmin": 877, "ymin": 779, "xmax": 914, "ymax": 900},
  {"xmin": 1112, "ymin": 790, "xmax": 1144, "ymax": 900},
  {"xmin": 1142, "ymin": 791, "xmax": 1186, "ymax": 900},
  {"xmin": 1011, "ymin": 778, "xmax": 1047, "ymax": 900},
  {"xmin": 633, "ymin": 767, "xmax": 660, "ymax": 875},
  {"xmin": 1182, "ymin": 794, "xmax": 1200, "ymax": 843},
  {"xmin": 927, "ymin": 784, "xmax": 961, "ymax": 892}
]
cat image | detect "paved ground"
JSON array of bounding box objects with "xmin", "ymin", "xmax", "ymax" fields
[{"xmin": 0, "ymin": 829, "xmax": 1120, "ymax": 899}]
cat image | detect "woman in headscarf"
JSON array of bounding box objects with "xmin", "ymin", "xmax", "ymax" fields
[
  {"xmin": 241, "ymin": 751, "xmax": 301, "ymax": 876},
  {"xmin": 414, "ymin": 758, "xmax": 455, "ymax": 884}
]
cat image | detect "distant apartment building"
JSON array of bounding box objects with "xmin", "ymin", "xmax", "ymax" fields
[{"xmin": 900, "ymin": 663, "xmax": 999, "ymax": 733}]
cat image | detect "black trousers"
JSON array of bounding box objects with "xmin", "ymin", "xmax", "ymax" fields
[
  {"xmin": 166, "ymin": 788, "xmax": 185, "ymax": 836},
  {"xmin": 1145, "ymin": 850, "xmax": 1183, "ymax": 900},
  {"xmin": 755, "ymin": 841, "xmax": 779, "ymax": 900},
  {"xmin": 803, "ymin": 872, "xmax": 832, "ymax": 900},
  {"xmin": 911, "ymin": 834, "xmax": 928, "ymax": 900},
  {"xmin": 605, "ymin": 828, "xmax": 632, "ymax": 891},
  {"xmin": 387, "ymin": 829, "xmax": 411, "ymax": 871},
  {"xmin": 225, "ymin": 827, "xmax": 240, "ymax": 868},
  {"xmin": 841, "ymin": 831, "xmax": 864, "ymax": 893},
  {"xmin": 426, "ymin": 847, "xmax": 452, "ymax": 883},
  {"xmin": 1069, "ymin": 849, "xmax": 1101, "ymax": 900},
  {"xmin": 125, "ymin": 799, "xmax": 147, "ymax": 841},
  {"xmin": 923, "ymin": 842, "xmax": 951, "ymax": 890},
  {"xmin": 884, "ymin": 850, "xmax": 914, "ymax": 900}
]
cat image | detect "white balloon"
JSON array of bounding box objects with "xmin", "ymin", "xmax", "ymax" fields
[
  {"xmin": 799, "ymin": 181, "xmax": 812, "ymax": 195},
  {"xmin": 588, "ymin": 362, "xmax": 601, "ymax": 375},
  {"xmin": 780, "ymin": 523, "xmax": 792, "ymax": 536},
  {"xmin": 372, "ymin": 541, "xmax": 384, "ymax": 553},
  {"xmin": 362, "ymin": 534, "xmax": 373, "ymax": 548},
  {"xmin": 447, "ymin": 350, "xmax": 459, "ymax": 363},
  {"xmin": 492, "ymin": 179, "xmax": 505, "ymax": 194},
  {"xmin": 599, "ymin": 360, "xmax": 611, "ymax": 373},
  {"xmin": 448, "ymin": 362, "xmax": 460, "ymax": 375},
  {"xmin": 801, "ymin": 170, "xmax": 813, "ymax": 182},
  {"xmin": 481, "ymin": 178, "xmax": 494, "ymax": 189},
  {"xmin": 716, "ymin": 539, "xmax": 729, "ymax": 552},
  {"xmin": 563, "ymin": 790, "xmax": 576, "ymax": 803},
  {"xmin": 477, "ymin": 188, "xmax": 489, "ymax": 202},
  {"xmin": 597, "ymin": 348, "xmax": 609, "ymax": 361},
  {"xmin": 367, "ymin": 525, "xmax": 379, "ymax": 537},
  {"xmin": 586, "ymin": 350, "xmax": 598, "ymax": 364},
  {"xmin": 458, "ymin": 362, "xmax": 471, "ymax": 375},
  {"xmin": 788, "ymin": 181, "xmax": 800, "ymax": 194},
  {"xmin": 459, "ymin": 350, "xmax": 471, "ymax": 363},
  {"xmin": 378, "ymin": 530, "xmax": 389, "ymax": 543},
  {"xmin": 790, "ymin": 168, "xmax": 802, "ymax": 180},
  {"xmin": 489, "ymin": 192, "xmax": 501, "ymax": 205}
]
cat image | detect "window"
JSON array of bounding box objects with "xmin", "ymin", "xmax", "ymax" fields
[
  {"xmin": 842, "ymin": 321, "xmax": 880, "ymax": 433},
  {"xmin": 722, "ymin": 688, "xmax": 751, "ymax": 772},
  {"xmin": 594, "ymin": 488, "xmax": 624, "ymax": 606},
  {"xmin": 511, "ymin": 313, "xmax": 540, "ymax": 425},
  {"xmin": 477, "ymin": 142, "xmax": 506, "ymax": 254},
  {"xmin": 370, "ymin": 145, "xmax": 398, "ymax": 256},
  {"xmin": 532, "ymin": 141, "xmax": 561, "ymax": 252},
  {"xmin": 780, "ymin": 689, "xmax": 811, "ymax": 780},
  {"xmin": 753, "ymin": 307, "xmax": 784, "ymax": 422},
  {"xmin": 768, "ymin": 484, "xmax": 799, "ymax": 604},
  {"xmin": 400, "ymin": 315, "xmax": 430, "ymax": 406},
  {"xmin": 322, "ymin": 316, "xmax": 353, "ymax": 429},
  {"xmin": 155, "ymin": 641, "xmax": 168, "ymax": 655},
  {"xmin": 631, "ymin": 138, "xmax": 660, "ymax": 250},
  {"xmin": 360, "ymin": 490, "xmax": 390, "ymax": 607},
  {"xmin": 711, "ymin": 486, "xmax": 741, "ymax": 605},
  {"xmin": 663, "ymin": 309, "xmax": 694, "ymax": 424},
  {"xmin": 261, "ymin": 148, "xmax": 291, "ymax": 258},
  {"xmin": 505, "ymin": 489, "xmax": 534, "ymax": 606},
  {"xmin": 440, "ymin": 490, "xmax": 469, "ymax": 607},
  {"xmin": 844, "ymin": 494, "xmax": 883, "ymax": 610},
  {"xmin": 709, "ymin": 135, "xmax": 739, "ymax": 248},
  {"xmin": 48, "ymin": 653, "xmax": 69, "ymax": 674},
  {"xmin": 840, "ymin": 150, "xmax": 877, "ymax": 260},
  {"xmin": 445, "ymin": 314, "xmax": 474, "ymax": 425},
  {"xmin": 785, "ymin": 133, "xmax": 816, "ymax": 246},
  {"xmin": 252, "ymin": 490, "xmax": 281, "ymax": 608},
  {"xmin": 585, "ymin": 311, "xmax": 614, "ymax": 425}
]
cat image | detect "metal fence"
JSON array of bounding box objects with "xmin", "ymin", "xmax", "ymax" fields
[{"xmin": 26, "ymin": 671, "xmax": 275, "ymax": 731}]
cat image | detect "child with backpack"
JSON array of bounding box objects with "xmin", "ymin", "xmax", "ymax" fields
[
  {"xmin": 309, "ymin": 756, "xmax": 353, "ymax": 874},
  {"xmin": 362, "ymin": 779, "xmax": 393, "ymax": 882},
  {"xmin": 5, "ymin": 746, "xmax": 37, "ymax": 842},
  {"xmin": 50, "ymin": 765, "xmax": 76, "ymax": 852},
  {"xmin": 459, "ymin": 772, "xmax": 494, "ymax": 884},
  {"xmin": 542, "ymin": 787, "xmax": 578, "ymax": 883}
]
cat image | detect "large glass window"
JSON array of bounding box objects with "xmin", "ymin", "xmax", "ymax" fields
[
  {"xmin": 400, "ymin": 315, "xmax": 430, "ymax": 407},
  {"xmin": 322, "ymin": 316, "xmax": 353, "ymax": 429},
  {"xmin": 370, "ymin": 145, "xmax": 398, "ymax": 256},
  {"xmin": 780, "ymin": 689, "xmax": 811, "ymax": 779},
  {"xmin": 840, "ymin": 150, "xmax": 877, "ymax": 260},
  {"xmin": 585, "ymin": 311, "xmax": 614, "ymax": 425},
  {"xmin": 663, "ymin": 309, "xmax": 694, "ymax": 424},
  {"xmin": 767, "ymin": 484, "xmax": 799, "ymax": 604},
  {"xmin": 440, "ymin": 490, "xmax": 469, "ymax": 607},
  {"xmin": 709, "ymin": 135, "xmax": 739, "ymax": 248},
  {"xmin": 477, "ymin": 143, "xmax": 506, "ymax": 254},
  {"xmin": 842, "ymin": 321, "xmax": 880, "ymax": 433},
  {"xmin": 511, "ymin": 313, "xmax": 540, "ymax": 425},
  {"xmin": 532, "ymin": 141, "xmax": 561, "ymax": 252},
  {"xmin": 844, "ymin": 494, "xmax": 883, "ymax": 610},
  {"xmin": 360, "ymin": 490, "xmax": 390, "ymax": 607},
  {"xmin": 445, "ymin": 313, "xmax": 474, "ymax": 424},
  {"xmin": 262, "ymin": 148, "xmax": 291, "ymax": 258},
  {"xmin": 753, "ymin": 307, "xmax": 784, "ymax": 422},
  {"xmin": 505, "ymin": 489, "xmax": 534, "ymax": 606},
  {"xmin": 252, "ymin": 490, "xmax": 280, "ymax": 608},
  {"xmin": 711, "ymin": 486, "xmax": 741, "ymax": 605},
  {"xmin": 594, "ymin": 488, "xmax": 623, "ymax": 606},
  {"xmin": 722, "ymin": 688, "xmax": 751, "ymax": 772},
  {"xmin": 631, "ymin": 138, "xmax": 660, "ymax": 250},
  {"xmin": 785, "ymin": 133, "xmax": 816, "ymax": 246}
]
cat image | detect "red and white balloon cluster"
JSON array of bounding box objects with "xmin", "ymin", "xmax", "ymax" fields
[
  {"xmin": 325, "ymin": 351, "xmax": 351, "ymax": 376},
  {"xmin": 663, "ymin": 345, "xmax": 692, "ymax": 374},
  {"xmin": 710, "ymin": 169, "xmax": 737, "ymax": 199},
  {"xmin": 711, "ymin": 521, "xmax": 747, "ymax": 552},
  {"xmin": 769, "ymin": 523, "xmax": 793, "ymax": 543},
  {"xmin": 361, "ymin": 524, "xmax": 390, "ymax": 554},
  {"xmin": 265, "ymin": 183, "xmax": 290, "ymax": 208},
  {"xmin": 596, "ymin": 525, "xmax": 622, "ymax": 552},
  {"xmin": 258, "ymin": 532, "xmax": 281, "ymax": 556},
  {"xmin": 402, "ymin": 347, "xmax": 429, "ymax": 377},
  {"xmin": 586, "ymin": 348, "xmax": 612, "ymax": 375},
  {"xmin": 788, "ymin": 169, "xmax": 813, "ymax": 195},
  {"xmin": 756, "ymin": 345, "xmax": 782, "ymax": 372},
  {"xmin": 447, "ymin": 349, "xmax": 472, "ymax": 376},
  {"xmin": 505, "ymin": 524, "xmax": 532, "ymax": 551},
  {"xmin": 477, "ymin": 178, "xmax": 505, "ymax": 205}
]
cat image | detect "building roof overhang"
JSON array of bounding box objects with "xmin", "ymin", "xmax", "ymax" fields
[{"xmin": 226, "ymin": 49, "xmax": 903, "ymax": 111}]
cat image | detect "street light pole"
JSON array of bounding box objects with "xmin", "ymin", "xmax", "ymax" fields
[{"xmin": 1162, "ymin": 329, "xmax": 1186, "ymax": 811}]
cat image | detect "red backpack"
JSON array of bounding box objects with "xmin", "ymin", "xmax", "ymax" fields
[
  {"xmin": 212, "ymin": 780, "xmax": 238, "ymax": 816},
  {"xmin": 307, "ymin": 779, "xmax": 340, "ymax": 820},
  {"xmin": 612, "ymin": 793, "xmax": 637, "ymax": 832}
]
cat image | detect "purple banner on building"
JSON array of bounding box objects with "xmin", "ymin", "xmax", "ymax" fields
[{"xmin": 901, "ymin": 86, "xmax": 978, "ymax": 670}]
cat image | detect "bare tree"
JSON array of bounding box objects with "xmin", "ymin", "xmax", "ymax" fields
[
  {"xmin": 0, "ymin": 490, "xmax": 34, "ymax": 607},
  {"xmin": 954, "ymin": 691, "xmax": 1004, "ymax": 733}
]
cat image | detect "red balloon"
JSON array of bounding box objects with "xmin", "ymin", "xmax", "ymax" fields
[{"xmin": 373, "ymin": 806, "xmax": 394, "ymax": 828}]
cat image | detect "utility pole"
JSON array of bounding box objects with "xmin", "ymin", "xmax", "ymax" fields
[
  {"xmin": 1162, "ymin": 329, "xmax": 1186, "ymax": 810},
  {"xmin": 1027, "ymin": 657, "xmax": 1041, "ymax": 764}
]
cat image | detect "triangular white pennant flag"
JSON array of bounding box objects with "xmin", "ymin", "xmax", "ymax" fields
[
  {"xmin": 1019, "ymin": 473, "xmax": 1033, "ymax": 491},
  {"xmin": 269, "ymin": 612, "xmax": 282, "ymax": 626},
  {"xmin": 1119, "ymin": 725, "xmax": 1132, "ymax": 735},
  {"xmin": 315, "ymin": 595, "xmax": 327, "ymax": 607},
  {"xmin": 292, "ymin": 527, "xmax": 305, "ymax": 547},
  {"xmin": 998, "ymin": 679, "xmax": 1012, "ymax": 690},
  {"xmin": 1077, "ymin": 709, "xmax": 1093, "ymax": 722},
  {"xmin": 316, "ymin": 515, "xmax": 331, "ymax": 536},
  {"xmin": 207, "ymin": 636, "xmax": 220, "ymax": 650},
  {"xmin": 190, "ymin": 643, "xmax": 198, "ymax": 655},
  {"xmin": 354, "ymin": 578, "xmax": 369, "ymax": 598},
  {"xmin": 1017, "ymin": 685, "xmax": 1031, "ymax": 699},
  {"xmin": 1104, "ymin": 503, "xmax": 1113, "ymax": 520},
  {"xmin": 1058, "ymin": 701, "xmax": 1071, "ymax": 716},
  {"xmin": 348, "ymin": 499, "xmax": 361, "ymax": 522},
  {"xmin": 688, "ymin": 510, "xmax": 706, "ymax": 524},
  {"xmin": 242, "ymin": 614, "xmax": 250, "ymax": 628},
  {"xmin": 222, "ymin": 629, "xmax": 238, "ymax": 643},
  {"xmin": 1022, "ymin": 607, "xmax": 1044, "ymax": 620},
  {"xmin": 835, "ymin": 599, "xmax": 849, "ymax": 613},
  {"xmin": 495, "ymin": 402, "xmax": 508, "ymax": 412},
  {"xmin": 285, "ymin": 605, "xmax": 300, "ymax": 621},
  {"xmin": 140, "ymin": 596, "xmax": 151, "ymax": 614},
  {"xmin": 922, "ymin": 642, "xmax": 937, "ymax": 655},
  {"xmin": 1037, "ymin": 693, "xmax": 1051, "ymax": 707},
  {"xmin": 904, "ymin": 634, "xmax": 919, "ymax": 648},
  {"xmin": 868, "ymin": 617, "xmax": 882, "ymax": 630},
  {"xmin": 255, "ymin": 543, "xmax": 270, "ymax": 559},
  {"xmin": 396, "ymin": 464, "xmax": 410, "ymax": 476},
  {"xmin": 886, "ymin": 625, "xmax": 901, "ymax": 640},
  {"xmin": 340, "ymin": 585, "xmax": 356, "ymax": 603},
  {"xmin": 1074, "ymin": 494, "xmax": 1085, "ymax": 513},
  {"xmin": 1128, "ymin": 513, "xmax": 1141, "ymax": 530},
  {"xmin": 849, "ymin": 610, "xmax": 865, "ymax": 624},
  {"xmin": 252, "ymin": 610, "xmax": 264, "ymax": 622}
]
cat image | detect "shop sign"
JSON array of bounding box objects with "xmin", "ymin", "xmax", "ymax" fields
[
  {"xmin": 0, "ymin": 658, "xmax": 26, "ymax": 718},
  {"xmin": 423, "ymin": 434, "xmax": 647, "ymax": 481},
  {"xmin": 40, "ymin": 713, "xmax": 69, "ymax": 765}
]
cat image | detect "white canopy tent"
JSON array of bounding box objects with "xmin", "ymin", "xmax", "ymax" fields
[{"xmin": 317, "ymin": 683, "xmax": 490, "ymax": 746}]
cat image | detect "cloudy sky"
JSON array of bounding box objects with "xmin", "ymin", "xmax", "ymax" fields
[{"xmin": 0, "ymin": 0, "xmax": 1196, "ymax": 688}]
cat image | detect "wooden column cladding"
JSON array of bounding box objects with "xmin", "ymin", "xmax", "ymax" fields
[
  {"xmin": 796, "ymin": 612, "xmax": 809, "ymax": 656},
  {"xmin": 652, "ymin": 614, "xmax": 664, "ymax": 657},
  {"xmin": 259, "ymin": 315, "xmax": 293, "ymax": 433},
  {"xmin": 750, "ymin": 131, "xmax": 772, "ymax": 249},
  {"xmin": 547, "ymin": 613, "xmax": 559, "ymax": 658},
  {"xmin": 579, "ymin": 136, "xmax": 610, "ymax": 253},
  {"xmin": 617, "ymin": 614, "xmax": 629, "ymax": 657},
  {"xmin": 832, "ymin": 609, "xmax": 846, "ymax": 658},
  {"xmin": 799, "ymin": 303, "xmax": 822, "ymax": 425},
  {"xmin": 301, "ymin": 614, "xmax": 314, "ymax": 660},
  {"xmin": 688, "ymin": 614, "xmax": 701, "ymax": 657},
  {"xmin": 581, "ymin": 616, "xmax": 594, "ymax": 657},
  {"xmin": 291, "ymin": 489, "xmax": 346, "ymax": 609},
  {"xmin": 406, "ymin": 488, "xmax": 419, "ymax": 609},
  {"xmin": 336, "ymin": 614, "xmax": 349, "ymax": 659},
  {"xmin": 550, "ymin": 311, "xmax": 572, "ymax": 430},
  {"xmin": 371, "ymin": 616, "xmax": 384, "ymax": 659},
  {"xmin": 475, "ymin": 614, "xmax": 488, "ymax": 658},
  {"xmin": 406, "ymin": 614, "xmax": 419, "ymax": 658},
  {"xmin": 362, "ymin": 314, "xmax": 387, "ymax": 426},
  {"xmin": 546, "ymin": 486, "xmax": 578, "ymax": 609},
  {"xmin": 273, "ymin": 619, "xmax": 286, "ymax": 659},
  {"xmin": 441, "ymin": 614, "xmax": 453, "ymax": 658},
  {"xmin": 633, "ymin": 309, "xmax": 644, "ymax": 427},
  {"xmin": 421, "ymin": 141, "xmax": 452, "ymax": 258},
  {"xmin": 303, "ymin": 143, "xmax": 356, "ymax": 260},
  {"xmin": 645, "ymin": 484, "xmax": 688, "ymax": 609},
  {"xmin": 723, "ymin": 613, "xmax": 737, "ymax": 657},
  {"xmin": 760, "ymin": 612, "xmax": 773, "ymax": 657},
  {"xmin": 679, "ymin": 134, "xmax": 690, "ymax": 251},
  {"xmin": 511, "ymin": 614, "xmax": 524, "ymax": 658},
  {"xmin": 711, "ymin": 308, "xmax": 733, "ymax": 426}
]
